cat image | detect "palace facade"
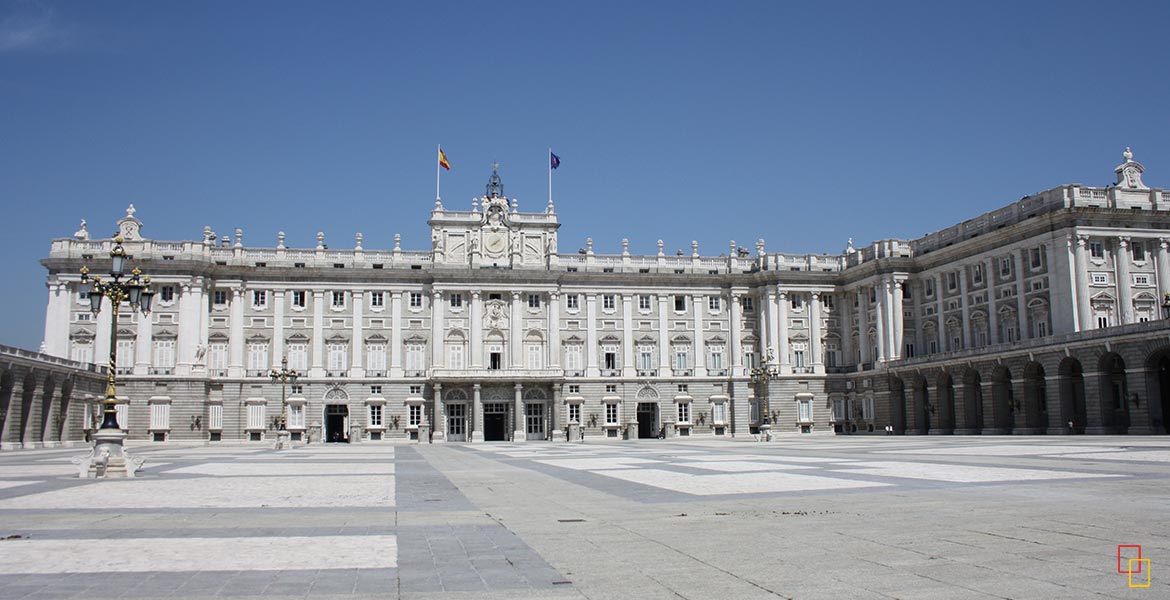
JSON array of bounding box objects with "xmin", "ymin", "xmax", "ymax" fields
[{"xmin": 23, "ymin": 149, "xmax": 1170, "ymax": 446}]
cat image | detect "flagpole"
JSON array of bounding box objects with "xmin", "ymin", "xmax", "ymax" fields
[
  {"xmin": 436, "ymin": 144, "xmax": 441, "ymax": 204},
  {"xmin": 548, "ymin": 147, "xmax": 553, "ymax": 204}
]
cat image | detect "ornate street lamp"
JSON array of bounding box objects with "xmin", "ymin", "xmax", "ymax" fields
[
  {"xmin": 750, "ymin": 348, "xmax": 780, "ymax": 440},
  {"xmin": 77, "ymin": 236, "xmax": 154, "ymax": 477},
  {"xmin": 269, "ymin": 356, "xmax": 299, "ymax": 432}
]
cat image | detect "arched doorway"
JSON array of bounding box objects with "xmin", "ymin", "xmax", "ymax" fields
[
  {"xmin": 889, "ymin": 376, "xmax": 906, "ymax": 434},
  {"xmin": 1058, "ymin": 357, "xmax": 1087, "ymax": 434},
  {"xmin": 635, "ymin": 385, "xmax": 660, "ymax": 439},
  {"xmin": 991, "ymin": 366, "xmax": 1013, "ymax": 434},
  {"xmin": 1147, "ymin": 350, "xmax": 1170, "ymax": 434},
  {"xmin": 960, "ymin": 369, "xmax": 983, "ymax": 434},
  {"xmin": 937, "ymin": 372, "xmax": 955, "ymax": 434},
  {"xmin": 912, "ymin": 375, "xmax": 929, "ymax": 435},
  {"xmin": 323, "ymin": 387, "xmax": 350, "ymax": 443},
  {"xmin": 1022, "ymin": 362, "xmax": 1046, "ymax": 434},
  {"xmin": 1098, "ymin": 353, "xmax": 1128, "ymax": 434}
]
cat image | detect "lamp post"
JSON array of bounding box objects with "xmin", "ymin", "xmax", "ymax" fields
[
  {"xmin": 750, "ymin": 349, "xmax": 780, "ymax": 441},
  {"xmin": 269, "ymin": 356, "xmax": 298, "ymax": 446},
  {"xmin": 78, "ymin": 236, "xmax": 154, "ymax": 477}
]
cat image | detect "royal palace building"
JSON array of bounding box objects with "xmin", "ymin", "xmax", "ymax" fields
[{"xmin": 14, "ymin": 149, "xmax": 1170, "ymax": 447}]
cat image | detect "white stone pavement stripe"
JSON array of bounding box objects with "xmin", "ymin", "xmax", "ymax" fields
[
  {"xmin": 0, "ymin": 475, "xmax": 394, "ymax": 509},
  {"xmin": 166, "ymin": 463, "xmax": 394, "ymax": 475},
  {"xmin": 834, "ymin": 461, "xmax": 1126, "ymax": 482},
  {"xmin": 594, "ymin": 468, "xmax": 892, "ymax": 495},
  {"xmin": 0, "ymin": 535, "xmax": 397, "ymax": 573}
]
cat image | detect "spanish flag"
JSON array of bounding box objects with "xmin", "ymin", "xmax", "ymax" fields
[{"xmin": 438, "ymin": 147, "xmax": 451, "ymax": 170}]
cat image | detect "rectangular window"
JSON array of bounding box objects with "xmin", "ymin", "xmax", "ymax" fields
[
  {"xmin": 744, "ymin": 344, "xmax": 756, "ymax": 369},
  {"xmin": 742, "ymin": 297, "xmax": 754, "ymax": 311},
  {"xmin": 566, "ymin": 294, "xmax": 579, "ymax": 310},
  {"xmin": 639, "ymin": 295, "xmax": 651, "ymax": 311},
  {"xmin": 1031, "ymin": 247, "xmax": 1043, "ymax": 269},
  {"xmin": 70, "ymin": 341, "xmax": 93, "ymax": 364},
  {"xmin": 370, "ymin": 291, "xmax": 384, "ymax": 308},
  {"xmin": 568, "ymin": 384, "xmax": 580, "ymax": 394},
  {"xmin": 605, "ymin": 384, "xmax": 617, "ymax": 393},
  {"xmin": 925, "ymin": 279, "xmax": 935, "ymax": 297},
  {"xmin": 564, "ymin": 346, "xmax": 583, "ymax": 370},
  {"xmin": 526, "ymin": 343, "xmax": 543, "ymax": 369},
  {"xmin": 823, "ymin": 295, "xmax": 834, "ymax": 308},
  {"xmin": 973, "ymin": 264, "xmax": 983, "ymax": 284},
  {"xmin": 367, "ymin": 344, "xmax": 387, "ymax": 372},
  {"xmin": 332, "ymin": 291, "xmax": 345, "ymax": 308},
  {"xmin": 674, "ymin": 295, "xmax": 687, "ymax": 312},
  {"xmin": 370, "ymin": 385, "xmax": 382, "ymax": 395},
  {"xmin": 677, "ymin": 402, "xmax": 690, "ymax": 423},
  {"xmin": 209, "ymin": 404, "xmax": 224, "ymax": 430},
  {"xmin": 449, "ymin": 293, "xmax": 463, "ymax": 308},
  {"xmin": 708, "ymin": 297, "xmax": 720, "ymax": 311},
  {"xmin": 292, "ymin": 290, "xmax": 306, "ymax": 308},
  {"xmin": 569, "ymin": 403, "xmax": 581, "ymax": 423},
  {"xmin": 447, "ymin": 343, "xmax": 464, "ymax": 369},
  {"xmin": 160, "ymin": 285, "xmax": 175, "ymax": 303},
  {"xmin": 150, "ymin": 402, "xmax": 170, "ymax": 431},
  {"xmin": 1132, "ymin": 242, "xmax": 1146, "ymax": 261},
  {"xmin": 602, "ymin": 294, "xmax": 615, "ymax": 310},
  {"xmin": 213, "ymin": 290, "xmax": 228, "ymax": 305},
  {"xmin": 712, "ymin": 402, "xmax": 727, "ymax": 424},
  {"xmin": 153, "ymin": 340, "xmax": 175, "ymax": 369},
  {"xmin": 603, "ymin": 349, "xmax": 618, "ymax": 370},
  {"xmin": 638, "ymin": 346, "xmax": 654, "ymax": 370},
  {"xmin": 287, "ymin": 404, "xmax": 304, "ymax": 429},
  {"xmin": 1000, "ymin": 257, "xmax": 1012, "ymax": 277},
  {"xmin": 798, "ymin": 399, "xmax": 812, "ymax": 422},
  {"xmin": 527, "ymin": 294, "xmax": 541, "ymax": 308},
  {"xmin": 253, "ymin": 290, "xmax": 267, "ymax": 308},
  {"xmin": 707, "ymin": 346, "xmax": 724, "ymax": 370},
  {"xmin": 1134, "ymin": 274, "xmax": 1151, "ymax": 286},
  {"xmin": 369, "ymin": 404, "xmax": 383, "ymax": 427},
  {"xmin": 793, "ymin": 349, "xmax": 806, "ymax": 368},
  {"xmin": 327, "ymin": 343, "xmax": 347, "ymax": 371},
  {"xmin": 208, "ymin": 343, "xmax": 228, "ymax": 371},
  {"xmin": 605, "ymin": 403, "xmax": 619, "ymax": 425},
  {"xmin": 286, "ymin": 343, "xmax": 307, "ymax": 372},
  {"xmin": 791, "ymin": 295, "xmax": 804, "ymax": 310},
  {"xmin": 863, "ymin": 397, "xmax": 874, "ymax": 421},
  {"xmin": 673, "ymin": 346, "xmax": 690, "ymax": 371},
  {"xmin": 409, "ymin": 404, "xmax": 422, "ymax": 426},
  {"xmin": 1089, "ymin": 241, "xmax": 1104, "ymax": 259},
  {"xmin": 247, "ymin": 343, "xmax": 269, "ymax": 372},
  {"xmin": 409, "ymin": 292, "xmax": 423, "ymax": 308},
  {"xmin": 1091, "ymin": 273, "xmax": 1108, "ymax": 285},
  {"xmin": 948, "ymin": 272, "xmax": 958, "ymax": 290}
]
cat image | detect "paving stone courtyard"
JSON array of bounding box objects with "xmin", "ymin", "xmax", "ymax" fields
[{"xmin": 0, "ymin": 436, "xmax": 1166, "ymax": 599}]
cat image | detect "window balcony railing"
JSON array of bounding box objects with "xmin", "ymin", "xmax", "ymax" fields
[
  {"xmin": 637, "ymin": 369, "xmax": 658, "ymax": 377},
  {"xmin": 707, "ymin": 368, "xmax": 727, "ymax": 376},
  {"xmin": 248, "ymin": 369, "xmax": 268, "ymax": 377},
  {"xmin": 674, "ymin": 369, "xmax": 693, "ymax": 377},
  {"xmin": 149, "ymin": 368, "xmax": 173, "ymax": 375},
  {"xmin": 601, "ymin": 369, "xmax": 621, "ymax": 377}
]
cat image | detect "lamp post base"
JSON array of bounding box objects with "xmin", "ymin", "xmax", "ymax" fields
[
  {"xmin": 73, "ymin": 429, "xmax": 145, "ymax": 478},
  {"xmin": 274, "ymin": 430, "xmax": 291, "ymax": 450},
  {"xmin": 759, "ymin": 423, "xmax": 773, "ymax": 442}
]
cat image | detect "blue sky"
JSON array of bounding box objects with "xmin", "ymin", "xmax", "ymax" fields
[{"xmin": 2, "ymin": 0, "xmax": 1169, "ymax": 350}]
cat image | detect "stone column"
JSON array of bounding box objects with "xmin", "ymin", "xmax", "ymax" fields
[
  {"xmin": 174, "ymin": 282, "xmax": 197, "ymax": 375},
  {"xmin": 434, "ymin": 382, "xmax": 446, "ymax": 442},
  {"xmin": 134, "ymin": 301, "xmax": 153, "ymax": 375},
  {"xmin": 472, "ymin": 383, "xmax": 484, "ymax": 442},
  {"xmin": 912, "ymin": 284, "xmax": 925, "ymax": 356},
  {"xmin": 586, "ymin": 294, "xmax": 599, "ymax": 376},
  {"xmin": 657, "ymin": 295, "xmax": 670, "ymax": 375},
  {"xmin": 890, "ymin": 280, "xmax": 903, "ymax": 359},
  {"xmin": 431, "ymin": 291, "xmax": 444, "ymax": 368},
  {"xmin": 692, "ymin": 293, "xmax": 706, "ymax": 376},
  {"xmin": 350, "ymin": 289, "xmax": 364, "ymax": 377},
  {"xmin": 1115, "ymin": 237, "xmax": 1134, "ymax": 324},
  {"xmin": 730, "ymin": 292, "xmax": 744, "ymax": 376},
  {"xmin": 1074, "ymin": 235, "xmax": 1092, "ymax": 331},
  {"xmin": 510, "ymin": 291, "xmax": 522, "ymax": 368},
  {"xmin": 856, "ymin": 288, "xmax": 869, "ymax": 364},
  {"xmin": 810, "ymin": 291, "xmax": 823, "ymax": 372},
  {"xmin": 228, "ymin": 287, "xmax": 245, "ymax": 377},
  {"xmin": 984, "ymin": 259, "xmax": 997, "ymax": 345},
  {"xmin": 776, "ymin": 290, "xmax": 789, "ymax": 371},
  {"xmin": 758, "ymin": 292, "xmax": 771, "ymax": 365},
  {"xmin": 874, "ymin": 282, "xmax": 886, "ymax": 362},
  {"xmin": 311, "ymin": 290, "xmax": 325, "ymax": 377},
  {"xmin": 958, "ymin": 270, "xmax": 969, "ymax": 349},
  {"xmin": 622, "ymin": 294, "xmax": 635, "ymax": 377},
  {"xmin": 551, "ymin": 385, "xmax": 563, "ymax": 440},
  {"xmin": 469, "ymin": 291, "xmax": 483, "ymax": 368},
  {"xmin": 548, "ymin": 291, "xmax": 561, "ymax": 367},
  {"xmin": 272, "ymin": 290, "xmax": 285, "ymax": 368},
  {"xmin": 42, "ymin": 281, "xmax": 70, "ymax": 358},
  {"xmin": 1158, "ymin": 238, "xmax": 1170, "ymax": 302},
  {"xmin": 1015, "ymin": 250, "xmax": 1024, "ymax": 339},
  {"xmin": 513, "ymin": 383, "xmax": 525, "ymax": 442},
  {"xmin": 934, "ymin": 275, "xmax": 945, "ymax": 351},
  {"xmin": 390, "ymin": 291, "xmax": 403, "ymax": 377}
]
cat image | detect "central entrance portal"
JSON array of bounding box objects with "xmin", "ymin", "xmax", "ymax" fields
[
  {"xmin": 526, "ymin": 403, "xmax": 545, "ymax": 440},
  {"xmin": 325, "ymin": 404, "xmax": 349, "ymax": 443},
  {"xmin": 484, "ymin": 403, "xmax": 508, "ymax": 441},
  {"xmin": 637, "ymin": 402, "xmax": 658, "ymax": 439},
  {"xmin": 447, "ymin": 403, "xmax": 467, "ymax": 442}
]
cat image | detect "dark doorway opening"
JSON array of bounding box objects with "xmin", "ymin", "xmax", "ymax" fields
[
  {"xmin": 325, "ymin": 404, "xmax": 349, "ymax": 443},
  {"xmin": 484, "ymin": 403, "xmax": 508, "ymax": 441},
  {"xmin": 1158, "ymin": 356, "xmax": 1170, "ymax": 434},
  {"xmin": 637, "ymin": 402, "xmax": 658, "ymax": 439}
]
